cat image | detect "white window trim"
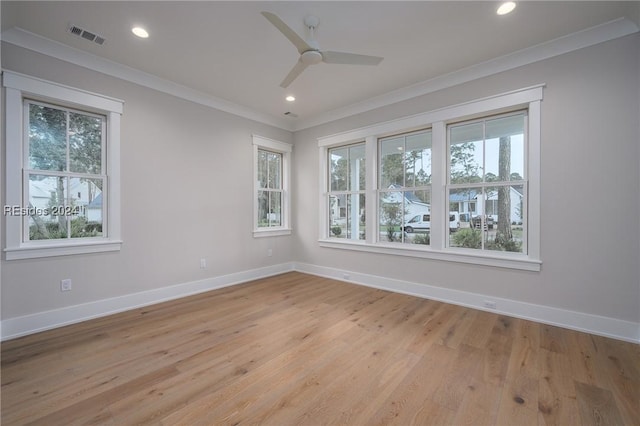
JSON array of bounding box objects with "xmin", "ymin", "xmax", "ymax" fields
[
  {"xmin": 252, "ymin": 135, "xmax": 292, "ymax": 237},
  {"xmin": 318, "ymin": 85, "xmax": 543, "ymax": 271},
  {"xmin": 3, "ymin": 70, "xmax": 123, "ymax": 260}
]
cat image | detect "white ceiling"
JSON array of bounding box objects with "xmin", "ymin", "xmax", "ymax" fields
[{"xmin": 2, "ymin": 1, "xmax": 639, "ymax": 131}]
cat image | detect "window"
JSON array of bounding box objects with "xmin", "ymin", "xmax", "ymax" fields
[
  {"xmin": 3, "ymin": 71, "xmax": 123, "ymax": 260},
  {"xmin": 24, "ymin": 100, "xmax": 106, "ymax": 241},
  {"xmin": 318, "ymin": 85, "xmax": 542, "ymax": 271},
  {"xmin": 328, "ymin": 143, "xmax": 365, "ymax": 240},
  {"xmin": 379, "ymin": 130, "xmax": 432, "ymax": 245},
  {"xmin": 448, "ymin": 112, "xmax": 527, "ymax": 252},
  {"xmin": 253, "ymin": 135, "xmax": 291, "ymax": 237}
]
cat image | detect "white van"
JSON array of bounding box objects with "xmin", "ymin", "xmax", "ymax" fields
[
  {"xmin": 403, "ymin": 213, "xmax": 430, "ymax": 233},
  {"xmin": 403, "ymin": 212, "xmax": 460, "ymax": 233}
]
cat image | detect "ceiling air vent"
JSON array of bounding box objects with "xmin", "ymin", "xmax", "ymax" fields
[{"xmin": 67, "ymin": 24, "xmax": 105, "ymax": 46}]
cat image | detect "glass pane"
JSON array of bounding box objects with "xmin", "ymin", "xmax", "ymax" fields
[
  {"xmin": 484, "ymin": 115, "xmax": 525, "ymax": 182},
  {"xmin": 405, "ymin": 131, "xmax": 432, "ymax": 188},
  {"xmin": 449, "ymin": 187, "xmax": 482, "ymax": 248},
  {"xmin": 486, "ymin": 184, "xmax": 525, "ymax": 253},
  {"xmin": 257, "ymin": 190, "xmax": 282, "ymax": 228},
  {"xmin": 268, "ymin": 152, "xmax": 282, "ymax": 189},
  {"xmin": 380, "ymin": 137, "xmax": 404, "ymax": 189},
  {"xmin": 350, "ymin": 144, "xmax": 366, "ymax": 191},
  {"xmin": 69, "ymin": 112, "xmax": 103, "ymax": 174},
  {"xmin": 329, "ymin": 144, "xmax": 365, "ymax": 192},
  {"xmin": 402, "ymin": 189, "xmax": 431, "ymax": 246},
  {"xmin": 328, "ymin": 194, "xmax": 364, "ymax": 240},
  {"xmin": 257, "ymin": 150, "xmax": 268, "ymax": 189},
  {"xmin": 27, "ymin": 174, "xmax": 67, "ymax": 240},
  {"xmin": 329, "ymin": 147, "xmax": 349, "ymax": 191},
  {"xmin": 269, "ymin": 191, "xmax": 282, "ymax": 226},
  {"xmin": 257, "ymin": 190, "xmax": 269, "ymax": 227},
  {"xmin": 449, "ymin": 122, "xmax": 483, "ymax": 184},
  {"xmin": 28, "ymin": 104, "xmax": 67, "ymax": 172},
  {"xmin": 379, "ymin": 190, "xmax": 406, "ymax": 243},
  {"xmin": 69, "ymin": 177, "xmax": 103, "ymax": 238}
]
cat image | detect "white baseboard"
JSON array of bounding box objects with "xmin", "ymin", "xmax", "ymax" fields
[
  {"xmin": 293, "ymin": 262, "xmax": 640, "ymax": 344},
  {"xmin": 3, "ymin": 261, "xmax": 638, "ymax": 343},
  {"xmin": 0, "ymin": 262, "xmax": 294, "ymax": 341}
]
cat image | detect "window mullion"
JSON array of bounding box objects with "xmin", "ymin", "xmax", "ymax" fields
[{"xmin": 431, "ymin": 121, "xmax": 446, "ymax": 249}]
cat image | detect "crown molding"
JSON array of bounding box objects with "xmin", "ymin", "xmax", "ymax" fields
[
  {"xmin": 0, "ymin": 27, "xmax": 294, "ymax": 131},
  {"xmin": 292, "ymin": 17, "xmax": 639, "ymax": 131},
  {"xmin": 2, "ymin": 17, "xmax": 637, "ymax": 133}
]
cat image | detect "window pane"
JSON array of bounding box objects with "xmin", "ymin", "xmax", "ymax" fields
[
  {"xmin": 486, "ymin": 184, "xmax": 525, "ymax": 253},
  {"xmin": 379, "ymin": 190, "xmax": 405, "ymax": 243},
  {"xmin": 329, "ymin": 144, "xmax": 365, "ymax": 192},
  {"xmin": 484, "ymin": 114, "xmax": 525, "ymax": 182},
  {"xmin": 350, "ymin": 144, "xmax": 366, "ymax": 191},
  {"xmin": 329, "ymin": 147, "xmax": 349, "ymax": 191},
  {"xmin": 402, "ymin": 189, "xmax": 431, "ymax": 246},
  {"xmin": 69, "ymin": 112, "xmax": 103, "ymax": 174},
  {"xmin": 28, "ymin": 174, "xmax": 67, "ymax": 240},
  {"xmin": 269, "ymin": 191, "xmax": 282, "ymax": 226},
  {"xmin": 69, "ymin": 177, "xmax": 103, "ymax": 238},
  {"xmin": 257, "ymin": 190, "xmax": 269, "ymax": 227},
  {"xmin": 28, "ymin": 104, "xmax": 67, "ymax": 172},
  {"xmin": 329, "ymin": 194, "xmax": 364, "ymax": 240},
  {"xmin": 268, "ymin": 152, "xmax": 282, "ymax": 189},
  {"xmin": 449, "ymin": 122, "xmax": 483, "ymax": 184},
  {"xmin": 257, "ymin": 190, "xmax": 282, "ymax": 228},
  {"xmin": 257, "ymin": 150, "xmax": 268, "ymax": 189},
  {"xmin": 405, "ymin": 131, "xmax": 432, "ymax": 187},
  {"xmin": 449, "ymin": 187, "xmax": 482, "ymax": 248},
  {"xmin": 380, "ymin": 137, "xmax": 404, "ymax": 188}
]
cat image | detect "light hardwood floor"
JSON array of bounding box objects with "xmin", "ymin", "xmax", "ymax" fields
[{"xmin": 2, "ymin": 272, "xmax": 638, "ymax": 425}]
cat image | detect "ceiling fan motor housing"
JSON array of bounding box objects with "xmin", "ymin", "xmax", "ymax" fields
[{"xmin": 301, "ymin": 50, "xmax": 323, "ymax": 65}]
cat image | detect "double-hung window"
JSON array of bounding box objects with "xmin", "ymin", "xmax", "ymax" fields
[
  {"xmin": 3, "ymin": 71, "xmax": 123, "ymax": 260},
  {"xmin": 448, "ymin": 112, "xmax": 527, "ymax": 252},
  {"xmin": 318, "ymin": 85, "xmax": 542, "ymax": 271},
  {"xmin": 378, "ymin": 130, "xmax": 432, "ymax": 245},
  {"xmin": 253, "ymin": 135, "xmax": 292, "ymax": 237},
  {"xmin": 327, "ymin": 143, "xmax": 365, "ymax": 240}
]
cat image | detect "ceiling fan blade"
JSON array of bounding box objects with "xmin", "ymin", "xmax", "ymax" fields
[
  {"xmin": 261, "ymin": 12, "xmax": 313, "ymax": 54},
  {"xmin": 322, "ymin": 51, "xmax": 384, "ymax": 66},
  {"xmin": 280, "ymin": 60, "xmax": 309, "ymax": 88}
]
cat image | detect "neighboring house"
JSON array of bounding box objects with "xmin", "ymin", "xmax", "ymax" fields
[
  {"xmin": 380, "ymin": 185, "xmax": 431, "ymax": 220},
  {"xmin": 28, "ymin": 178, "xmax": 101, "ymax": 221},
  {"xmin": 449, "ymin": 187, "xmax": 523, "ymax": 224}
]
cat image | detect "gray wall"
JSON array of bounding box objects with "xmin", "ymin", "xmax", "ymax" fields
[
  {"xmin": 292, "ymin": 33, "xmax": 640, "ymax": 325},
  {"xmin": 1, "ymin": 43, "xmax": 293, "ymax": 319}
]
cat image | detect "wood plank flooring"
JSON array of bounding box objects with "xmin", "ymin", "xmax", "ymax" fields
[{"xmin": 1, "ymin": 272, "xmax": 638, "ymax": 425}]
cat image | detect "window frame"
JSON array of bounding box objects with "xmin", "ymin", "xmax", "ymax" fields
[
  {"xmin": 3, "ymin": 71, "xmax": 123, "ymax": 260},
  {"xmin": 252, "ymin": 135, "xmax": 292, "ymax": 237},
  {"xmin": 318, "ymin": 85, "xmax": 543, "ymax": 271}
]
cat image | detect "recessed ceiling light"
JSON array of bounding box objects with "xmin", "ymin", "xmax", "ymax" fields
[
  {"xmin": 285, "ymin": 95, "xmax": 296, "ymax": 102},
  {"xmin": 132, "ymin": 27, "xmax": 149, "ymax": 38},
  {"xmin": 497, "ymin": 2, "xmax": 516, "ymax": 15}
]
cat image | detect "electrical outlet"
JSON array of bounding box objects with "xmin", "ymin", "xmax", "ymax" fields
[
  {"xmin": 342, "ymin": 273, "xmax": 350, "ymax": 280},
  {"xmin": 60, "ymin": 279, "xmax": 72, "ymax": 292},
  {"xmin": 483, "ymin": 300, "xmax": 497, "ymax": 309},
  {"xmin": 267, "ymin": 248, "xmax": 273, "ymax": 257},
  {"xmin": 200, "ymin": 258, "xmax": 207, "ymax": 269}
]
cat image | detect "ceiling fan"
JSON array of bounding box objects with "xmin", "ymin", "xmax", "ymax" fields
[{"xmin": 261, "ymin": 12, "xmax": 384, "ymax": 88}]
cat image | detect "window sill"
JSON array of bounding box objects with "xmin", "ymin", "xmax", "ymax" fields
[
  {"xmin": 5, "ymin": 240, "xmax": 123, "ymax": 260},
  {"xmin": 318, "ymin": 239, "xmax": 541, "ymax": 272},
  {"xmin": 253, "ymin": 228, "xmax": 292, "ymax": 238}
]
